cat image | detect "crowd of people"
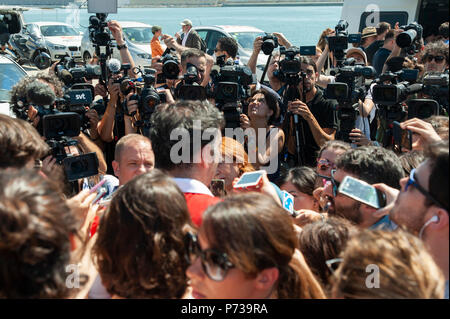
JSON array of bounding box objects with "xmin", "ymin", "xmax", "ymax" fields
[{"xmin": 0, "ymin": 15, "xmax": 449, "ymax": 300}]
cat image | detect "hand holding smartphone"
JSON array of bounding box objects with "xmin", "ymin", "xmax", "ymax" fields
[
  {"xmin": 233, "ymin": 170, "xmax": 266, "ymax": 189},
  {"xmin": 393, "ymin": 121, "xmax": 412, "ymax": 152},
  {"xmin": 338, "ymin": 176, "xmax": 386, "ymax": 209}
]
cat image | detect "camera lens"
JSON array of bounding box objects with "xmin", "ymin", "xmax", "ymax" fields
[
  {"xmin": 163, "ymin": 60, "xmax": 180, "ymax": 79},
  {"xmin": 396, "ymin": 29, "xmax": 417, "ymax": 48},
  {"xmin": 262, "ymin": 39, "xmax": 276, "ymax": 55}
]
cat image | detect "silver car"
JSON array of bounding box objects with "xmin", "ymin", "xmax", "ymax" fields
[
  {"xmin": 32, "ymin": 22, "xmax": 82, "ymax": 61},
  {"xmin": 0, "ymin": 54, "xmax": 27, "ymax": 117}
]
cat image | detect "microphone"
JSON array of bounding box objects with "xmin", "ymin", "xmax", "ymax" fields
[
  {"xmin": 107, "ymin": 58, "xmax": 122, "ymax": 74},
  {"xmin": 26, "ymin": 81, "xmax": 56, "ymax": 106}
]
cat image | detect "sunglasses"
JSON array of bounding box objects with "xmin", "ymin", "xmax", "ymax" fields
[
  {"xmin": 317, "ymin": 158, "xmax": 336, "ymax": 171},
  {"xmin": 425, "ymin": 55, "xmax": 445, "ymax": 63},
  {"xmin": 326, "ymin": 258, "xmax": 343, "ymax": 274},
  {"xmin": 185, "ymin": 232, "xmax": 234, "ymax": 281},
  {"xmin": 405, "ymin": 168, "xmax": 447, "ymax": 210},
  {"xmin": 318, "ymin": 169, "xmax": 340, "ymax": 197}
]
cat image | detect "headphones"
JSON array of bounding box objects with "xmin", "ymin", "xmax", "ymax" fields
[{"xmin": 419, "ymin": 215, "xmax": 439, "ymax": 239}]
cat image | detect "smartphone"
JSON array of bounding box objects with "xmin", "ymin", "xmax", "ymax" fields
[
  {"xmin": 338, "ymin": 176, "xmax": 386, "ymax": 209},
  {"xmin": 92, "ymin": 187, "xmax": 107, "ymax": 205},
  {"xmin": 393, "ymin": 121, "xmax": 412, "ymax": 152},
  {"xmin": 233, "ymin": 170, "xmax": 265, "ymax": 189},
  {"xmin": 90, "ymin": 179, "xmax": 107, "ymax": 194},
  {"xmin": 281, "ymin": 190, "xmax": 298, "ymax": 217},
  {"xmin": 210, "ymin": 179, "xmax": 226, "ymax": 197}
]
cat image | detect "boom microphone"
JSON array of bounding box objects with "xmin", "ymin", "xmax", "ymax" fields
[{"xmin": 26, "ymin": 81, "xmax": 56, "ymax": 106}]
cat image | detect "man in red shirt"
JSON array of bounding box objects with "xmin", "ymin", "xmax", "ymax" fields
[{"xmin": 149, "ymin": 100, "xmax": 224, "ymax": 226}]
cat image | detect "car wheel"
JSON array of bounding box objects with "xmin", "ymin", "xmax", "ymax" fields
[{"xmin": 83, "ymin": 52, "xmax": 92, "ymax": 64}]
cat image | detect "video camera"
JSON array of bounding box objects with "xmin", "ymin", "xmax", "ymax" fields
[
  {"xmin": 176, "ymin": 63, "xmax": 207, "ymax": 101},
  {"xmin": 210, "ymin": 55, "xmax": 255, "ymax": 128},
  {"xmin": 88, "ymin": 12, "xmax": 113, "ymax": 84},
  {"xmin": 261, "ymin": 33, "xmax": 279, "ymax": 56},
  {"xmin": 42, "ymin": 113, "xmax": 99, "ymax": 182},
  {"xmin": 273, "ymin": 46, "xmax": 302, "ymax": 85},
  {"xmin": 422, "ymin": 72, "xmax": 449, "ymax": 114},
  {"xmin": 325, "ymin": 58, "xmax": 376, "ymax": 142},
  {"xmin": 55, "ymin": 55, "xmax": 102, "ymax": 86},
  {"xmin": 326, "ymin": 20, "xmax": 361, "ymax": 66},
  {"xmin": 396, "ymin": 22, "xmax": 423, "ymax": 56}
]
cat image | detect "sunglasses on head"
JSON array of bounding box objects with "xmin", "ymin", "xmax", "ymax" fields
[
  {"xmin": 184, "ymin": 232, "xmax": 234, "ymax": 281},
  {"xmin": 425, "ymin": 55, "xmax": 445, "ymax": 63},
  {"xmin": 317, "ymin": 158, "xmax": 336, "ymax": 171}
]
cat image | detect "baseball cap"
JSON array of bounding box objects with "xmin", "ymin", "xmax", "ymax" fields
[
  {"xmin": 151, "ymin": 25, "xmax": 162, "ymax": 33},
  {"xmin": 361, "ymin": 26, "xmax": 377, "ymax": 39},
  {"xmin": 180, "ymin": 19, "xmax": 193, "ymax": 26},
  {"xmin": 346, "ymin": 47, "xmax": 368, "ymax": 65}
]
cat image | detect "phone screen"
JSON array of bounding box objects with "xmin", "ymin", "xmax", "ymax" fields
[
  {"xmin": 234, "ymin": 171, "xmax": 264, "ymax": 187},
  {"xmin": 338, "ymin": 176, "xmax": 381, "ymax": 209}
]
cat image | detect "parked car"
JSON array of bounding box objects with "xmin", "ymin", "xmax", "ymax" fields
[
  {"xmin": 0, "ymin": 54, "xmax": 27, "ymax": 117},
  {"xmin": 193, "ymin": 25, "xmax": 269, "ymax": 81},
  {"xmin": 81, "ymin": 21, "xmax": 152, "ymax": 70},
  {"xmin": 10, "ymin": 22, "xmax": 82, "ymax": 68}
]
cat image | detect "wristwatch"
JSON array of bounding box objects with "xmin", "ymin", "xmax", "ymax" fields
[{"xmin": 117, "ymin": 43, "xmax": 127, "ymax": 50}]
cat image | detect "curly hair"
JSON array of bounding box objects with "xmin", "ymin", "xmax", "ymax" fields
[
  {"xmin": 92, "ymin": 169, "xmax": 193, "ymax": 298},
  {"xmin": 0, "ymin": 115, "xmax": 49, "ymax": 169},
  {"xmin": 0, "ymin": 170, "xmax": 78, "ymax": 298},
  {"xmin": 331, "ymin": 229, "xmax": 445, "ymax": 298},
  {"xmin": 10, "ymin": 73, "xmax": 64, "ymax": 119},
  {"xmin": 420, "ymin": 40, "xmax": 449, "ymax": 65},
  {"xmin": 335, "ymin": 145, "xmax": 403, "ymax": 189},
  {"xmin": 202, "ymin": 193, "xmax": 326, "ymax": 299}
]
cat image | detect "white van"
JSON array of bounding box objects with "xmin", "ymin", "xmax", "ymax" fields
[{"xmin": 341, "ymin": 0, "xmax": 448, "ymax": 37}]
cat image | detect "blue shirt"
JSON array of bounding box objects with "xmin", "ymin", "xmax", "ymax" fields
[
  {"xmin": 372, "ymin": 48, "xmax": 392, "ymax": 76},
  {"xmin": 370, "ymin": 215, "xmax": 398, "ymax": 231}
]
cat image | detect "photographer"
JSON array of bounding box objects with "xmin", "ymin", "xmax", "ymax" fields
[
  {"xmin": 282, "ymin": 56, "xmax": 338, "ymax": 167},
  {"xmin": 420, "ymin": 40, "xmax": 449, "ymax": 73},
  {"xmin": 373, "ymin": 30, "xmax": 396, "ymax": 76},
  {"xmin": 214, "ymin": 36, "xmax": 238, "ymax": 63}
]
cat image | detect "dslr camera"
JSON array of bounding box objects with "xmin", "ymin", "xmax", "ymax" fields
[
  {"xmin": 396, "ymin": 22, "xmax": 423, "ymax": 55},
  {"xmin": 261, "ymin": 33, "xmax": 279, "ymax": 55},
  {"xmin": 157, "ymin": 47, "xmax": 181, "ymax": 82}
]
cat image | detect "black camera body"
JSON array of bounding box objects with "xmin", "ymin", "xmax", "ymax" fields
[
  {"xmin": 42, "ymin": 113, "xmax": 99, "ymax": 182},
  {"xmin": 273, "ymin": 46, "xmax": 302, "ymax": 85},
  {"xmin": 88, "ymin": 13, "xmax": 111, "ymax": 48},
  {"xmin": 422, "ymin": 72, "xmax": 449, "ymax": 113},
  {"xmin": 157, "ymin": 48, "xmax": 180, "ymax": 82},
  {"xmin": 396, "ymin": 22, "xmax": 423, "ymax": 55},
  {"xmin": 177, "ymin": 63, "xmax": 207, "ymax": 101},
  {"xmin": 261, "ymin": 33, "xmax": 279, "ymax": 55},
  {"xmin": 210, "ymin": 59, "xmax": 254, "ymax": 129}
]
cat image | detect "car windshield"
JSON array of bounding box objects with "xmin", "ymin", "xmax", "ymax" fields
[
  {"xmin": 0, "ymin": 63, "xmax": 26, "ymax": 102},
  {"xmin": 123, "ymin": 27, "xmax": 152, "ymax": 44},
  {"xmin": 40, "ymin": 25, "xmax": 79, "ymax": 37},
  {"xmin": 229, "ymin": 32, "xmax": 265, "ymax": 51}
]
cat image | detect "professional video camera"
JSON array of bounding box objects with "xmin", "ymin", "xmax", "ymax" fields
[
  {"xmin": 210, "ymin": 55, "xmax": 255, "ymax": 129},
  {"xmin": 325, "ymin": 58, "xmax": 376, "ymax": 142},
  {"xmin": 157, "ymin": 47, "xmax": 181, "ymax": 83},
  {"xmin": 0, "ymin": 10, "xmax": 22, "ymax": 44},
  {"xmin": 396, "ymin": 22, "xmax": 423, "ymax": 56},
  {"xmin": 88, "ymin": 13, "xmax": 113, "ymax": 84},
  {"xmin": 422, "ymin": 71, "xmax": 449, "ymax": 114},
  {"xmin": 42, "ymin": 113, "xmax": 99, "ymax": 182},
  {"xmin": 326, "ymin": 20, "xmax": 361, "ymax": 66},
  {"xmin": 261, "ymin": 33, "xmax": 279, "ymax": 55},
  {"xmin": 55, "ymin": 55, "xmax": 102, "ymax": 86},
  {"xmin": 273, "ymin": 46, "xmax": 302, "ymax": 85},
  {"xmin": 176, "ymin": 63, "xmax": 207, "ymax": 101}
]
